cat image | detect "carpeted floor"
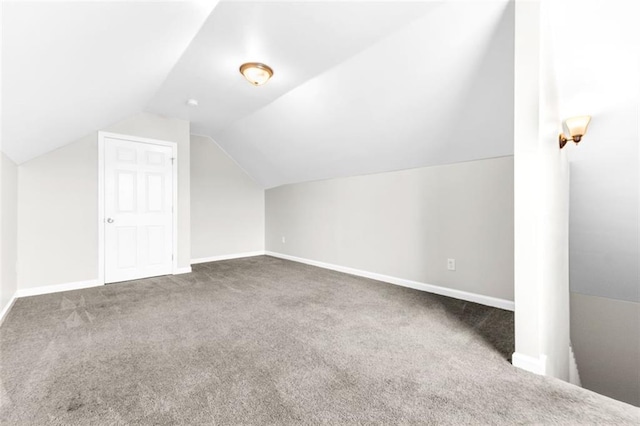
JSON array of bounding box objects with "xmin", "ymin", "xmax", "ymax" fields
[{"xmin": 1, "ymin": 256, "xmax": 638, "ymax": 424}]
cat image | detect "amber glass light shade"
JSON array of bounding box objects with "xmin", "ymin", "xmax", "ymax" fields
[{"xmin": 239, "ymin": 62, "xmax": 273, "ymax": 86}]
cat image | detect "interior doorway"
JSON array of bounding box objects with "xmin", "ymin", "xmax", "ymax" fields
[{"xmin": 98, "ymin": 132, "xmax": 177, "ymax": 284}]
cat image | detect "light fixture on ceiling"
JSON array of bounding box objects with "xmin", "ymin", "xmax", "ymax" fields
[
  {"xmin": 559, "ymin": 115, "xmax": 591, "ymax": 149},
  {"xmin": 186, "ymin": 98, "xmax": 199, "ymax": 107},
  {"xmin": 239, "ymin": 62, "xmax": 273, "ymax": 86}
]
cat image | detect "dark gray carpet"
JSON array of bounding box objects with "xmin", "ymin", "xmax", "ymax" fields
[{"xmin": 1, "ymin": 256, "xmax": 638, "ymax": 424}]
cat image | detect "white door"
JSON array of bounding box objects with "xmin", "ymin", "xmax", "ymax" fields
[{"xmin": 103, "ymin": 137, "xmax": 174, "ymax": 283}]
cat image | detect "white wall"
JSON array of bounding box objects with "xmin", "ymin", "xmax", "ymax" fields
[
  {"xmin": 559, "ymin": 0, "xmax": 639, "ymax": 302},
  {"xmin": 190, "ymin": 134, "xmax": 264, "ymax": 261},
  {"xmin": 18, "ymin": 132, "xmax": 97, "ymax": 288},
  {"xmin": 513, "ymin": 0, "xmax": 543, "ymax": 367},
  {"xmin": 0, "ymin": 1, "xmax": 16, "ymax": 320},
  {"xmin": 513, "ymin": 0, "xmax": 640, "ymax": 403},
  {"xmin": 513, "ymin": 0, "xmax": 570, "ymax": 380},
  {"xmin": 17, "ymin": 112, "xmax": 191, "ymax": 291},
  {"xmin": 567, "ymin": 81, "xmax": 639, "ymax": 404},
  {"xmin": 570, "ymin": 143, "xmax": 638, "ymax": 302},
  {"xmin": 548, "ymin": 0, "xmax": 639, "ymax": 406},
  {"xmin": 266, "ymin": 156, "xmax": 514, "ymax": 304},
  {"xmin": 0, "ymin": 152, "xmax": 18, "ymax": 317}
]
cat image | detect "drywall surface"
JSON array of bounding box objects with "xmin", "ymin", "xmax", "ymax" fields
[
  {"xmin": 546, "ymin": 0, "xmax": 639, "ymax": 405},
  {"xmin": 569, "ymin": 142, "xmax": 639, "ymax": 302},
  {"xmin": 266, "ymin": 156, "xmax": 514, "ymax": 302},
  {"xmin": 17, "ymin": 113, "xmax": 190, "ymax": 290},
  {"xmin": 570, "ymin": 292, "xmax": 640, "ymax": 406},
  {"xmin": 2, "ymin": 0, "xmax": 218, "ymax": 164},
  {"xmin": 208, "ymin": 1, "xmax": 514, "ymax": 188},
  {"xmin": 513, "ymin": 0, "xmax": 542, "ymax": 364},
  {"xmin": 1, "ymin": 152, "xmax": 18, "ymax": 315},
  {"xmin": 17, "ymin": 133, "xmax": 97, "ymax": 289},
  {"xmin": 559, "ymin": 0, "xmax": 639, "ymax": 303},
  {"xmin": 190, "ymin": 134, "xmax": 264, "ymax": 260},
  {"xmin": 512, "ymin": 0, "xmax": 571, "ymax": 381},
  {"xmin": 566, "ymin": 74, "xmax": 639, "ymax": 406}
]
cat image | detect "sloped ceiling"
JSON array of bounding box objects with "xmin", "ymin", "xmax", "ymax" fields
[
  {"xmin": 2, "ymin": 0, "xmax": 514, "ymax": 188},
  {"xmin": 1, "ymin": 0, "xmax": 219, "ymax": 164},
  {"xmin": 206, "ymin": 1, "xmax": 515, "ymax": 188},
  {"xmin": 146, "ymin": 1, "xmax": 441, "ymax": 134}
]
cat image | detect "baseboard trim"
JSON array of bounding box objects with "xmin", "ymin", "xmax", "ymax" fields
[
  {"xmin": 191, "ymin": 251, "xmax": 265, "ymax": 265},
  {"xmin": 11, "ymin": 267, "xmax": 193, "ymax": 300},
  {"xmin": 15, "ymin": 279, "xmax": 102, "ymax": 298},
  {"xmin": 0, "ymin": 294, "xmax": 18, "ymax": 326},
  {"xmin": 174, "ymin": 266, "xmax": 193, "ymax": 275},
  {"xmin": 265, "ymin": 251, "xmax": 515, "ymax": 311},
  {"xmin": 512, "ymin": 352, "xmax": 548, "ymax": 375}
]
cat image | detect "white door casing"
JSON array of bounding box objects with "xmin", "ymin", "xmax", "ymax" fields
[{"xmin": 99, "ymin": 132, "xmax": 177, "ymax": 284}]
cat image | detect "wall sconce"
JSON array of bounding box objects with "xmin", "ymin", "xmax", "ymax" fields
[{"xmin": 559, "ymin": 116, "xmax": 591, "ymax": 149}]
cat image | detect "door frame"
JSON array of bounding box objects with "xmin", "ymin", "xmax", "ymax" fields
[{"xmin": 97, "ymin": 131, "xmax": 178, "ymax": 285}]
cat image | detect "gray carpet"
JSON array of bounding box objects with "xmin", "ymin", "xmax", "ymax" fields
[{"xmin": 1, "ymin": 256, "xmax": 638, "ymax": 424}]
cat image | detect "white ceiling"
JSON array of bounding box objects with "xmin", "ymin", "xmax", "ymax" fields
[
  {"xmin": 1, "ymin": 0, "xmax": 219, "ymax": 164},
  {"xmin": 210, "ymin": 1, "xmax": 514, "ymax": 187},
  {"xmin": 147, "ymin": 1, "xmax": 440, "ymax": 135},
  {"xmin": 2, "ymin": 0, "xmax": 515, "ymax": 188}
]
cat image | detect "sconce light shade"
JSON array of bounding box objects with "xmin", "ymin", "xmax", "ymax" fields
[
  {"xmin": 239, "ymin": 62, "xmax": 273, "ymax": 86},
  {"xmin": 559, "ymin": 115, "xmax": 591, "ymax": 149}
]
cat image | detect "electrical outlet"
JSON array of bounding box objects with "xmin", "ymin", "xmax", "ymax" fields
[
  {"xmin": 447, "ymin": 258, "xmax": 456, "ymax": 271},
  {"xmin": 282, "ymin": 236, "xmax": 286, "ymax": 244}
]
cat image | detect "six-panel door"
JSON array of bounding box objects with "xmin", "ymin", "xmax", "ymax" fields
[{"xmin": 104, "ymin": 137, "xmax": 174, "ymax": 283}]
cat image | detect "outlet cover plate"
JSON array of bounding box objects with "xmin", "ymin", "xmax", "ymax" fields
[{"xmin": 447, "ymin": 258, "xmax": 456, "ymax": 271}]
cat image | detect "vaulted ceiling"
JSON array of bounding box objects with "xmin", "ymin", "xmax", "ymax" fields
[
  {"xmin": 1, "ymin": 0, "xmax": 220, "ymax": 164},
  {"xmin": 2, "ymin": 0, "xmax": 515, "ymax": 188}
]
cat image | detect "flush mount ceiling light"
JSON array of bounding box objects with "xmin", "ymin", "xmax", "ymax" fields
[
  {"xmin": 239, "ymin": 62, "xmax": 273, "ymax": 86},
  {"xmin": 559, "ymin": 115, "xmax": 591, "ymax": 149}
]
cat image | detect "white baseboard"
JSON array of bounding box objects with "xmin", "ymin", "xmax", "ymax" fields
[
  {"xmin": 265, "ymin": 251, "xmax": 515, "ymax": 311},
  {"xmin": 512, "ymin": 352, "xmax": 548, "ymax": 375},
  {"xmin": 8, "ymin": 267, "xmax": 193, "ymax": 303},
  {"xmin": 10, "ymin": 264, "xmax": 199, "ymax": 301},
  {"xmin": 0, "ymin": 294, "xmax": 18, "ymax": 326},
  {"xmin": 15, "ymin": 279, "xmax": 101, "ymax": 298},
  {"xmin": 191, "ymin": 251, "xmax": 265, "ymax": 265},
  {"xmin": 174, "ymin": 266, "xmax": 193, "ymax": 275}
]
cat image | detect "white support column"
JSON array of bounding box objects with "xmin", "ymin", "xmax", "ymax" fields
[{"xmin": 513, "ymin": 0, "xmax": 570, "ymax": 381}]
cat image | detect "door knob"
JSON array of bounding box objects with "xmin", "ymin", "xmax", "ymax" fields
[{"xmin": 106, "ymin": 218, "xmax": 114, "ymax": 223}]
